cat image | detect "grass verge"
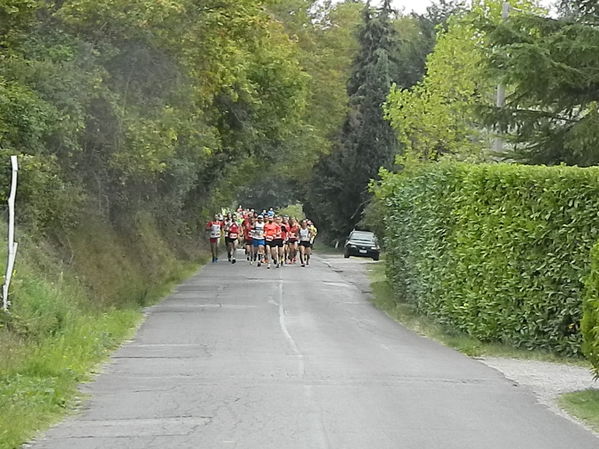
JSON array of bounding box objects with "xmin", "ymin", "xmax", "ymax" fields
[
  {"xmin": 0, "ymin": 214, "xmax": 205, "ymax": 449},
  {"xmin": 367, "ymin": 259, "xmax": 589, "ymax": 364},
  {"xmin": 0, "ymin": 261, "xmax": 201, "ymax": 449},
  {"xmin": 559, "ymin": 390, "xmax": 599, "ymax": 432},
  {"xmin": 0, "ymin": 309, "xmax": 141, "ymax": 449}
]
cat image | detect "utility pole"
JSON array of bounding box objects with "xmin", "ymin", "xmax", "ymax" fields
[{"xmin": 494, "ymin": 1, "xmax": 510, "ymax": 154}]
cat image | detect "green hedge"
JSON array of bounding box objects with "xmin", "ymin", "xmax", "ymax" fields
[
  {"xmin": 583, "ymin": 243, "xmax": 599, "ymax": 376},
  {"xmin": 379, "ymin": 163, "xmax": 599, "ymax": 358}
]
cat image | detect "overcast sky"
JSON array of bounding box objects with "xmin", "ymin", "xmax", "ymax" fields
[
  {"xmin": 390, "ymin": 0, "xmax": 437, "ymax": 14},
  {"xmin": 372, "ymin": 0, "xmax": 556, "ymax": 15}
]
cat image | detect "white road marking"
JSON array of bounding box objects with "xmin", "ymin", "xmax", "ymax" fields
[
  {"xmin": 275, "ymin": 275, "xmax": 331, "ymax": 449},
  {"xmin": 276, "ymin": 279, "xmax": 305, "ymax": 377}
]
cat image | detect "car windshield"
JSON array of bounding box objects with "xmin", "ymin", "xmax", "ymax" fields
[{"xmin": 349, "ymin": 232, "xmax": 376, "ymax": 243}]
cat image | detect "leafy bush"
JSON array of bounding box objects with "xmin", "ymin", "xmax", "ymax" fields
[
  {"xmin": 378, "ymin": 163, "xmax": 599, "ymax": 357},
  {"xmin": 583, "ymin": 243, "xmax": 599, "ymax": 376}
]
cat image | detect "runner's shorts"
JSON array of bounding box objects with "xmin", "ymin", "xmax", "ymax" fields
[
  {"xmin": 225, "ymin": 237, "xmax": 236, "ymax": 244},
  {"xmin": 299, "ymin": 241, "xmax": 311, "ymax": 248},
  {"xmin": 244, "ymin": 238, "xmax": 253, "ymax": 246},
  {"xmin": 253, "ymin": 239, "xmax": 265, "ymax": 247},
  {"xmin": 269, "ymin": 239, "xmax": 284, "ymax": 248}
]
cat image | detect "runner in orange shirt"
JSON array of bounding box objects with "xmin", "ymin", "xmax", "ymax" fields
[
  {"xmin": 264, "ymin": 216, "xmax": 280, "ymax": 269},
  {"xmin": 287, "ymin": 217, "xmax": 300, "ymax": 264}
]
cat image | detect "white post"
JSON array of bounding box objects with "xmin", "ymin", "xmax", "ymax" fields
[
  {"xmin": 494, "ymin": 2, "xmax": 511, "ymax": 154},
  {"xmin": 3, "ymin": 156, "xmax": 18, "ymax": 311}
]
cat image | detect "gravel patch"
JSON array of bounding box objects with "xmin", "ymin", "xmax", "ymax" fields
[{"xmin": 479, "ymin": 357, "xmax": 599, "ymax": 434}]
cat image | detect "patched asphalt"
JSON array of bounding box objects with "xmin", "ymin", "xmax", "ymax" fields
[{"xmin": 26, "ymin": 252, "xmax": 599, "ymax": 448}]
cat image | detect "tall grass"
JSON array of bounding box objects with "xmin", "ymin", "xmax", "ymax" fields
[{"xmin": 559, "ymin": 390, "xmax": 599, "ymax": 432}]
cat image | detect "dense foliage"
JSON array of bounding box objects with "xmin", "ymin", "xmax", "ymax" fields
[
  {"xmin": 385, "ymin": 0, "xmax": 540, "ymax": 163},
  {"xmin": 386, "ymin": 9, "xmax": 489, "ymax": 162},
  {"xmin": 583, "ymin": 242, "xmax": 599, "ymax": 376},
  {"xmin": 235, "ymin": 0, "xmax": 364, "ymax": 208},
  {"xmin": 0, "ymin": 0, "xmax": 309, "ymax": 234},
  {"xmin": 304, "ymin": 1, "xmax": 400, "ymax": 238},
  {"xmin": 378, "ymin": 163, "xmax": 599, "ymax": 356}
]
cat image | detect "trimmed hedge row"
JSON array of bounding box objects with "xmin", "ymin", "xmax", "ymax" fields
[
  {"xmin": 583, "ymin": 243, "xmax": 599, "ymax": 375},
  {"xmin": 379, "ymin": 163, "xmax": 599, "ymax": 359}
]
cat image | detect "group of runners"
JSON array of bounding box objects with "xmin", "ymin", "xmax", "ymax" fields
[{"xmin": 205, "ymin": 208, "xmax": 318, "ymax": 269}]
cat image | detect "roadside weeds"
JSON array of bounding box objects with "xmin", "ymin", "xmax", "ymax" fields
[{"xmin": 0, "ymin": 261, "xmax": 203, "ymax": 449}]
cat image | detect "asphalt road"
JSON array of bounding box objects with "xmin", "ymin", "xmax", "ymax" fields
[{"xmin": 27, "ymin": 253, "xmax": 599, "ymax": 449}]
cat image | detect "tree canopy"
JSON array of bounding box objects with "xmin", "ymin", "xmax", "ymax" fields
[
  {"xmin": 0, "ymin": 0, "xmax": 311, "ymax": 231},
  {"xmin": 482, "ymin": 0, "xmax": 599, "ymax": 165},
  {"xmin": 304, "ymin": 1, "xmax": 401, "ymax": 238}
]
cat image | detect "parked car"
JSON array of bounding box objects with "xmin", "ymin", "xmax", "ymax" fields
[{"xmin": 344, "ymin": 230, "xmax": 380, "ymax": 260}]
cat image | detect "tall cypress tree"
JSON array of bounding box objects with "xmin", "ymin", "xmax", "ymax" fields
[{"xmin": 306, "ymin": 0, "xmax": 399, "ymax": 238}]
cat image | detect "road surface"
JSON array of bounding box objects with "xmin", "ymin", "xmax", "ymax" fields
[{"xmin": 27, "ymin": 253, "xmax": 599, "ymax": 448}]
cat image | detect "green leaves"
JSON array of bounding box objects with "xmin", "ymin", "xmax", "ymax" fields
[
  {"xmin": 305, "ymin": 2, "xmax": 400, "ymax": 238},
  {"xmin": 0, "ymin": 0, "xmax": 310, "ymax": 230},
  {"xmin": 379, "ymin": 162, "xmax": 599, "ymax": 357},
  {"xmin": 482, "ymin": 2, "xmax": 599, "ymax": 165},
  {"xmin": 583, "ymin": 243, "xmax": 599, "ymax": 377}
]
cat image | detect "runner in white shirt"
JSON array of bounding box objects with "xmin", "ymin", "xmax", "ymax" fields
[
  {"xmin": 205, "ymin": 214, "xmax": 223, "ymax": 263},
  {"xmin": 251, "ymin": 215, "xmax": 266, "ymax": 267},
  {"xmin": 298, "ymin": 219, "xmax": 313, "ymax": 267}
]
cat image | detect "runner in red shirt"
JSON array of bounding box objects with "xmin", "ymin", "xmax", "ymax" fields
[
  {"xmin": 242, "ymin": 216, "xmax": 254, "ymax": 262},
  {"xmin": 225, "ymin": 214, "xmax": 240, "ymax": 264},
  {"xmin": 274, "ymin": 216, "xmax": 286, "ymax": 267}
]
